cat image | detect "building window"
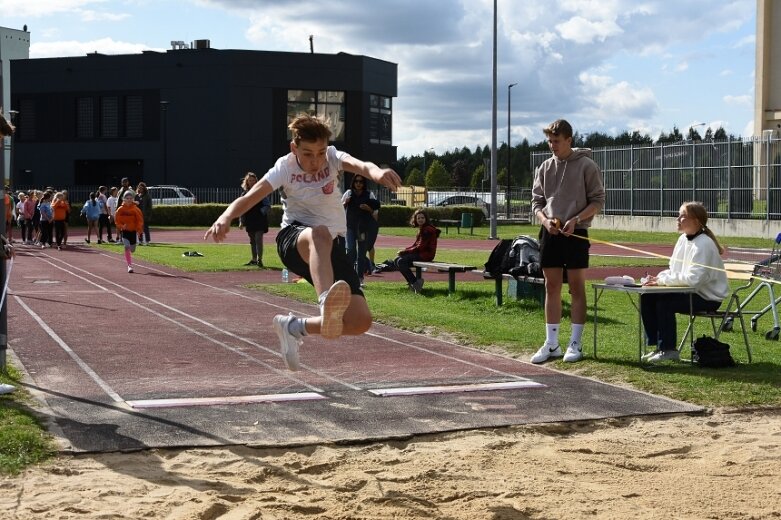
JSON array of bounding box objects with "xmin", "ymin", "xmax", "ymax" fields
[
  {"xmin": 77, "ymin": 97, "xmax": 94, "ymax": 138},
  {"xmin": 125, "ymin": 95, "xmax": 143, "ymax": 138},
  {"xmin": 100, "ymin": 96, "xmax": 119, "ymax": 138},
  {"xmin": 287, "ymin": 89, "xmax": 345, "ymax": 141},
  {"xmin": 369, "ymin": 94, "xmax": 392, "ymax": 145}
]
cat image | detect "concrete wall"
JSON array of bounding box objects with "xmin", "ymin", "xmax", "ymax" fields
[
  {"xmin": 755, "ymin": 0, "xmax": 781, "ymax": 135},
  {"xmin": 592, "ymin": 214, "xmax": 777, "ymax": 240},
  {"xmin": 0, "ymin": 26, "xmax": 30, "ymax": 183}
]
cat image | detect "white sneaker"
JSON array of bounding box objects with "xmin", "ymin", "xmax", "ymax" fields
[
  {"xmin": 641, "ymin": 349, "xmax": 661, "ymax": 361},
  {"xmin": 563, "ymin": 340, "xmax": 584, "ymax": 362},
  {"xmin": 0, "ymin": 383, "xmax": 15, "ymax": 395},
  {"xmin": 127, "ymin": 265, "xmax": 134, "ymax": 273},
  {"xmin": 646, "ymin": 350, "xmax": 680, "ymax": 363},
  {"xmin": 319, "ymin": 280, "xmax": 351, "ymax": 339},
  {"xmin": 531, "ymin": 343, "xmax": 562, "ymax": 364},
  {"xmin": 273, "ymin": 313, "xmax": 302, "ymax": 371}
]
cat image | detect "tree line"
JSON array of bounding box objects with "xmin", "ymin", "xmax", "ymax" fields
[{"xmin": 395, "ymin": 126, "xmax": 734, "ymax": 189}]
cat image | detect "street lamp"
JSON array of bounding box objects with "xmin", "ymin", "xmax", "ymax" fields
[
  {"xmin": 688, "ymin": 122, "xmax": 707, "ymax": 141},
  {"xmin": 506, "ymin": 83, "xmax": 516, "ymax": 219},
  {"xmin": 422, "ymin": 147, "xmax": 434, "ymax": 177}
]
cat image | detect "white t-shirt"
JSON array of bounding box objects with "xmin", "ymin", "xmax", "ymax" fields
[
  {"xmin": 262, "ymin": 146, "xmax": 350, "ymax": 238},
  {"xmin": 106, "ymin": 196, "xmax": 118, "ymax": 217}
]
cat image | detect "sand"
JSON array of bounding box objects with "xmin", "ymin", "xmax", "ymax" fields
[{"xmin": 1, "ymin": 408, "xmax": 780, "ymax": 519}]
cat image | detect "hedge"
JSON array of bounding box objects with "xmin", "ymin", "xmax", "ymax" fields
[{"xmin": 67, "ymin": 203, "xmax": 487, "ymax": 228}]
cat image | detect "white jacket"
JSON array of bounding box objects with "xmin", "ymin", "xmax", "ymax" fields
[{"xmin": 656, "ymin": 233, "xmax": 729, "ymax": 302}]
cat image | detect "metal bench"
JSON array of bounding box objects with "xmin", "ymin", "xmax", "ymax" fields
[
  {"xmin": 413, "ymin": 261, "xmax": 477, "ymax": 295},
  {"xmin": 480, "ymin": 271, "xmax": 545, "ymax": 306}
]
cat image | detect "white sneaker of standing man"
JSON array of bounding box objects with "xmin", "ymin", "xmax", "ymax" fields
[
  {"xmin": 563, "ymin": 340, "xmax": 583, "ymax": 362},
  {"xmin": 530, "ymin": 343, "xmax": 563, "ymax": 364}
]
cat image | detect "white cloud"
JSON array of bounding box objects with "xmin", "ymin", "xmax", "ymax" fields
[
  {"xmin": 556, "ymin": 16, "xmax": 623, "ymax": 44},
  {"xmin": 5, "ymin": 0, "xmax": 757, "ymax": 156},
  {"xmin": 80, "ymin": 10, "xmax": 130, "ymax": 22},
  {"xmin": 0, "ymin": 0, "xmax": 99, "ymax": 18},
  {"xmin": 30, "ymin": 38, "xmax": 160, "ymax": 59},
  {"xmin": 578, "ymin": 72, "xmax": 658, "ymax": 122},
  {"xmin": 723, "ymin": 94, "xmax": 752, "ymax": 106},
  {"xmin": 733, "ymin": 34, "xmax": 755, "ymax": 48}
]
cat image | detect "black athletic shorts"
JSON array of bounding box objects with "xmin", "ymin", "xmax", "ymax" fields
[
  {"xmin": 538, "ymin": 226, "xmax": 590, "ymax": 269},
  {"xmin": 276, "ymin": 223, "xmax": 364, "ymax": 296}
]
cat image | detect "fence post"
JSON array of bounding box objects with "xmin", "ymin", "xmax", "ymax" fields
[
  {"xmin": 659, "ymin": 143, "xmax": 665, "ymax": 218},
  {"xmin": 727, "ymin": 136, "xmax": 732, "ymax": 220},
  {"xmin": 629, "ymin": 145, "xmax": 634, "ymax": 216}
]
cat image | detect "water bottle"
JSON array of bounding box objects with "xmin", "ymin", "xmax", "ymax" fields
[{"xmin": 282, "ymin": 268, "xmax": 289, "ymax": 283}]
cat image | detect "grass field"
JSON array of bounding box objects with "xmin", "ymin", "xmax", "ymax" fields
[{"xmin": 1, "ymin": 226, "xmax": 779, "ymax": 474}]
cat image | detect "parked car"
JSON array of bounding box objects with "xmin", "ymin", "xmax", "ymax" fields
[
  {"xmin": 431, "ymin": 195, "xmax": 490, "ymax": 217},
  {"xmin": 146, "ymin": 185, "xmax": 196, "ymax": 205}
]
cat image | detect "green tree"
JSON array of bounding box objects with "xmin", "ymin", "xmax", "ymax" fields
[
  {"xmin": 470, "ymin": 164, "xmax": 486, "ymax": 188},
  {"xmin": 425, "ymin": 160, "xmax": 450, "ymax": 188},
  {"xmin": 405, "ymin": 167, "xmax": 424, "ymax": 186}
]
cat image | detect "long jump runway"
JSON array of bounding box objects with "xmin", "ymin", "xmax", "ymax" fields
[{"xmin": 7, "ymin": 245, "xmax": 700, "ymax": 453}]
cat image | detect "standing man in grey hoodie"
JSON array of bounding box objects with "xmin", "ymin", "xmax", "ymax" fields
[{"xmin": 530, "ymin": 119, "xmax": 605, "ymax": 364}]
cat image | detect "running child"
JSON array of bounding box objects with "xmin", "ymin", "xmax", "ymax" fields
[{"xmin": 114, "ymin": 190, "xmax": 144, "ymax": 273}]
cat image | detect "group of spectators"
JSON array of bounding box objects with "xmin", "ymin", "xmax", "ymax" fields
[{"xmin": 4, "ymin": 177, "xmax": 153, "ymax": 250}]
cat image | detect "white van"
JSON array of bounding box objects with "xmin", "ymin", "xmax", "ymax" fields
[{"xmin": 146, "ymin": 185, "xmax": 196, "ymax": 205}]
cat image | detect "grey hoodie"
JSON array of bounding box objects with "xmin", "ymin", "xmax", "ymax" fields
[{"xmin": 531, "ymin": 148, "xmax": 605, "ymax": 228}]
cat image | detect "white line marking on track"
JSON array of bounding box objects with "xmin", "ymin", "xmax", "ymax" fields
[
  {"xmin": 18, "ymin": 253, "xmax": 328, "ymax": 393},
  {"xmin": 126, "ymin": 392, "xmax": 326, "ymax": 409},
  {"xmin": 130, "ymin": 257, "xmax": 539, "ymax": 383},
  {"xmin": 368, "ymin": 381, "xmax": 544, "ymax": 397},
  {"xmin": 13, "ymin": 295, "xmax": 126, "ymax": 404}
]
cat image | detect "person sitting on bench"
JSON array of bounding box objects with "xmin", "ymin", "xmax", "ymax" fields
[{"xmin": 376, "ymin": 208, "xmax": 440, "ymax": 293}]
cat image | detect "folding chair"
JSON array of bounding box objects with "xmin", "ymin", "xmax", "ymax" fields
[{"xmin": 678, "ymin": 265, "xmax": 753, "ymax": 363}]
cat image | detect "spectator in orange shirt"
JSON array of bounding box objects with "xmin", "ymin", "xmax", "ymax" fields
[
  {"xmin": 51, "ymin": 192, "xmax": 70, "ymax": 250},
  {"xmin": 114, "ymin": 190, "xmax": 144, "ymax": 273}
]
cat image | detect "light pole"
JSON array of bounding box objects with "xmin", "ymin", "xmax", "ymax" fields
[
  {"xmin": 687, "ymin": 122, "xmax": 706, "ymax": 141},
  {"xmin": 421, "ymin": 147, "xmax": 434, "ymax": 178},
  {"xmin": 489, "ymin": 0, "xmax": 498, "ymax": 239},
  {"xmin": 506, "ymin": 83, "xmax": 516, "ymax": 219},
  {"xmin": 160, "ymin": 101, "xmax": 170, "ymax": 184}
]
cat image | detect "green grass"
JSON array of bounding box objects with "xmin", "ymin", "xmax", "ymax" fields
[
  {"xmin": 2, "ymin": 228, "xmax": 778, "ymax": 474},
  {"xmin": 0, "ymin": 367, "xmax": 56, "ymax": 475},
  {"xmin": 259, "ymin": 279, "xmax": 781, "ymax": 407}
]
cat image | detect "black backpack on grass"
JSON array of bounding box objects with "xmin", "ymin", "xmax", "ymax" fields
[{"xmin": 693, "ymin": 336, "xmax": 735, "ymax": 367}]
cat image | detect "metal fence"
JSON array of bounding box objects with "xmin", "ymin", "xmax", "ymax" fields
[{"xmin": 532, "ymin": 134, "xmax": 781, "ymax": 220}]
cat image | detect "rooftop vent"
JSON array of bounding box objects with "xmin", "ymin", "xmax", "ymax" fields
[{"xmin": 192, "ymin": 39, "xmax": 210, "ymax": 50}]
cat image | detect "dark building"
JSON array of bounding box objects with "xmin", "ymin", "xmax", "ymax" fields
[{"xmin": 10, "ymin": 43, "xmax": 397, "ymax": 190}]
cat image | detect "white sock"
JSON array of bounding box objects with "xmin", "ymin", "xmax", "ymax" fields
[
  {"xmin": 545, "ymin": 324, "xmax": 560, "ymax": 346},
  {"xmin": 570, "ymin": 323, "xmax": 585, "ymax": 345},
  {"xmin": 287, "ymin": 316, "xmax": 308, "ymax": 337}
]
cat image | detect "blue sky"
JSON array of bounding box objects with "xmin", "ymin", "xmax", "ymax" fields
[{"xmin": 2, "ymin": 0, "xmax": 757, "ymax": 157}]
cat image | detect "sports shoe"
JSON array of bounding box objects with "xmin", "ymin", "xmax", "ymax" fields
[
  {"xmin": 319, "ymin": 280, "xmax": 351, "ymax": 339},
  {"xmin": 273, "ymin": 313, "xmax": 302, "ymax": 371},
  {"xmin": 409, "ymin": 278, "xmax": 424, "ymax": 293},
  {"xmin": 244, "ymin": 260, "xmax": 258, "ymax": 266},
  {"xmin": 563, "ymin": 340, "xmax": 584, "ymax": 362},
  {"xmin": 530, "ymin": 343, "xmax": 563, "ymax": 364},
  {"xmin": 646, "ymin": 350, "xmax": 680, "ymax": 363},
  {"xmin": 641, "ymin": 349, "xmax": 661, "ymax": 361},
  {"xmin": 127, "ymin": 265, "xmax": 134, "ymax": 273}
]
